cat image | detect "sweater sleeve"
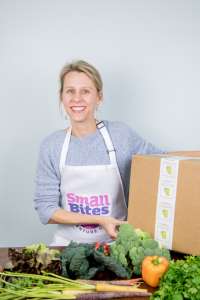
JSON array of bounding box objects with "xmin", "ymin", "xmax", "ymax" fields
[
  {"xmin": 34, "ymin": 137, "xmax": 61, "ymax": 225},
  {"xmin": 107, "ymin": 121, "xmax": 165, "ymax": 156},
  {"xmin": 130, "ymin": 130, "xmax": 166, "ymax": 155},
  {"xmin": 119, "ymin": 122, "xmax": 165, "ymax": 155}
]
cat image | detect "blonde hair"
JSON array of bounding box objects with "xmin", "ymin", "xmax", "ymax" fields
[{"xmin": 59, "ymin": 60, "xmax": 103, "ymax": 99}]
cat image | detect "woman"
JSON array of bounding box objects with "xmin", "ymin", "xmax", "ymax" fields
[{"xmin": 34, "ymin": 60, "xmax": 163, "ymax": 246}]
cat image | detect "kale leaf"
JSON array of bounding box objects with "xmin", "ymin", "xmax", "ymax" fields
[{"xmin": 60, "ymin": 241, "xmax": 129, "ymax": 280}]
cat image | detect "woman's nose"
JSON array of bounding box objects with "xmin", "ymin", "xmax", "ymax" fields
[{"xmin": 73, "ymin": 91, "xmax": 82, "ymax": 102}]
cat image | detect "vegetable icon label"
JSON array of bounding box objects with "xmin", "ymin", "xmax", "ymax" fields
[
  {"xmin": 160, "ymin": 230, "xmax": 167, "ymax": 239},
  {"xmin": 154, "ymin": 158, "xmax": 179, "ymax": 249},
  {"xmin": 164, "ymin": 187, "xmax": 171, "ymax": 197},
  {"xmin": 166, "ymin": 165, "xmax": 172, "ymax": 175},
  {"xmin": 162, "ymin": 209, "xmax": 168, "ymax": 218}
]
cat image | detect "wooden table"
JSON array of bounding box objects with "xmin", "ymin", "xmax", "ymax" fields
[
  {"xmin": 0, "ymin": 248, "xmax": 183, "ymax": 300},
  {"xmin": 0, "ymin": 248, "xmax": 9, "ymax": 267}
]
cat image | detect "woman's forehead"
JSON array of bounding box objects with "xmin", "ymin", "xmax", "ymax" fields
[{"xmin": 63, "ymin": 71, "xmax": 94, "ymax": 87}]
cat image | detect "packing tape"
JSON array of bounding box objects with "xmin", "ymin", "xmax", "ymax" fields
[{"xmin": 154, "ymin": 158, "xmax": 179, "ymax": 249}]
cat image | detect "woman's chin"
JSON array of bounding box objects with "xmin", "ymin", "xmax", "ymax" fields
[
  {"xmin": 69, "ymin": 114, "xmax": 94, "ymax": 124},
  {"xmin": 70, "ymin": 117, "xmax": 88, "ymax": 124}
]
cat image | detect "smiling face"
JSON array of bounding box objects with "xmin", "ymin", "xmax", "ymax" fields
[{"xmin": 61, "ymin": 71, "xmax": 102, "ymax": 126}]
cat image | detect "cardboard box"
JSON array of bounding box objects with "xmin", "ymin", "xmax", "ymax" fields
[{"xmin": 128, "ymin": 152, "xmax": 200, "ymax": 255}]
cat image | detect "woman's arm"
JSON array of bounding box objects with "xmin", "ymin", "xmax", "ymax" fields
[
  {"xmin": 34, "ymin": 133, "xmax": 63, "ymax": 225},
  {"xmin": 49, "ymin": 209, "xmax": 126, "ymax": 239}
]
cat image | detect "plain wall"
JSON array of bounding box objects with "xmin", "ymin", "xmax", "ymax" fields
[{"xmin": 0, "ymin": 0, "xmax": 200, "ymax": 246}]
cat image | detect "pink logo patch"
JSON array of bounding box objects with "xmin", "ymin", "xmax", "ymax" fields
[{"xmin": 66, "ymin": 192, "xmax": 111, "ymax": 216}]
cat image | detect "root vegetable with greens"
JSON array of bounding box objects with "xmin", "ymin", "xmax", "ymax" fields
[{"xmin": 0, "ymin": 271, "xmax": 95, "ymax": 299}]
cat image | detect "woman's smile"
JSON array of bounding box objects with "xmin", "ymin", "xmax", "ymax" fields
[{"xmin": 70, "ymin": 106, "xmax": 87, "ymax": 112}]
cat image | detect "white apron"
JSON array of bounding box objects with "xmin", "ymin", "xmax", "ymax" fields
[{"xmin": 51, "ymin": 121, "xmax": 127, "ymax": 246}]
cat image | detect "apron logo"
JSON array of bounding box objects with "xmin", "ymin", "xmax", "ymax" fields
[
  {"xmin": 76, "ymin": 224, "xmax": 100, "ymax": 234},
  {"xmin": 66, "ymin": 192, "xmax": 111, "ymax": 216}
]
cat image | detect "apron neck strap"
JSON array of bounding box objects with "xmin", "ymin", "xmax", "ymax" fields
[
  {"xmin": 96, "ymin": 121, "xmax": 117, "ymax": 165},
  {"xmin": 59, "ymin": 121, "xmax": 117, "ymax": 173},
  {"xmin": 59, "ymin": 127, "xmax": 72, "ymax": 173}
]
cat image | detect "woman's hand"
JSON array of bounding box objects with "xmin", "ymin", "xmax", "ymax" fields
[
  {"xmin": 99, "ymin": 216, "xmax": 127, "ymax": 239},
  {"xmin": 49, "ymin": 209, "xmax": 127, "ymax": 239}
]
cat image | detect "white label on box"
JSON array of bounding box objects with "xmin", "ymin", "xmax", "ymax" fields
[
  {"xmin": 158, "ymin": 204, "xmax": 173, "ymax": 223},
  {"xmin": 160, "ymin": 158, "xmax": 179, "ymax": 178},
  {"xmin": 154, "ymin": 158, "xmax": 179, "ymax": 249},
  {"xmin": 158, "ymin": 181, "xmax": 177, "ymax": 200},
  {"xmin": 155, "ymin": 223, "xmax": 171, "ymax": 248}
]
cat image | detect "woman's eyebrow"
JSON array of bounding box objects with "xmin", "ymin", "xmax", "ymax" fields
[{"xmin": 64, "ymin": 86, "xmax": 93, "ymax": 89}]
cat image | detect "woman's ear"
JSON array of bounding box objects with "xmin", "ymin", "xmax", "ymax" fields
[
  {"xmin": 98, "ymin": 91, "xmax": 103, "ymax": 102},
  {"xmin": 60, "ymin": 92, "xmax": 63, "ymax": 103},
  {"xmin": 97, "ymin": 99, "xmax": 103, "ymax": 109}
]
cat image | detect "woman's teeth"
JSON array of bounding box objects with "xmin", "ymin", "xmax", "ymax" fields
[{"xmin": 71, "ymin": 106, "xmax": 85, "ymax": 112}]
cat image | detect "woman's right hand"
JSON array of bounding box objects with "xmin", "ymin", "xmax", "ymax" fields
[
  {"xmin": 49, "ymin": 209, "xmax": 127, "ymax": 240},
  {"xmin": 99, "ymin": 216, "xmax": 127, "ymax": 239}
]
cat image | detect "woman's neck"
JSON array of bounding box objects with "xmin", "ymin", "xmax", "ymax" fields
[{"xmin": 71, "ymin": 119, "xmax": 97, "ymax": 138}]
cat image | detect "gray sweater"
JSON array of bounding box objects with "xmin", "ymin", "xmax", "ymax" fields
[{"xmin": 34, "ymin": 121, "xmax": 163, "ymax": 224}]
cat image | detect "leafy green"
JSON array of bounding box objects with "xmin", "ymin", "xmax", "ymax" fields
[
  {"xmin": 60, "ymin": 241, "xmax": 130, "ymax": 279},
  {"xmin": 151, "ymin": 256, "xmax": 200, "ymax": 300},
  {"xmin": 7, "ymin": 243, "xmax": 61, "ymax": 274},
  {"xmin": 93, "ymin": 250, "xmax": 131, "ymax": 279},
  {"xmin": 110, "ymin": 224, "xmax": 170, "ymax": 275}
]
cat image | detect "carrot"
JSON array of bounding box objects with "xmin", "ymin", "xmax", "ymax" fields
[
  {"xmin": 76, "ymin": 291, "xmax": 152, "ymax": 299},
  {"xmin": 96, "ymin": 283, "xmax": 147, "ymax": 293},
  {"xmin": 109, "ymin": 278, "xmax": 143, "ymax": 286}
]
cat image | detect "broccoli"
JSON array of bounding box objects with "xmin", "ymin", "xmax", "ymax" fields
[
  {"xmin": 141, "ymin": 239, "xmax": 159, "ymax": 249},
  {"xmin": 144, "ymin": 248, "xmax": 157, "ymax": 257},
  {"xmin": 135, "ymin": 228, "xmax": 151, "ymax": 240},
  {"xmin": 154, "ymin": 247, "xmax": 171, "ymax": 261},
  {"xmin": 110, "ymin": 242, "xmax": 128, "ymax": 267},
  {"xmin": 118, "ymin": 252, "xmax": 128, "ymax": 267},
  {"xmin": 129, "ymin": 246, "xmax": 144, "ymax": 265},
  {"xmin": 133, "ymin": 264, "xmax": 141, "ymax": 275},
  {"xmin": 117, "ymin": 224, "xmax": 138, "ymax": 252},
  {"xmin": 118, "ymin": 223, "xmax": 137, "ymax": 240},
  {"xmin": 110, "ymin": 224, "xmax": 171, "ymax": 275}
]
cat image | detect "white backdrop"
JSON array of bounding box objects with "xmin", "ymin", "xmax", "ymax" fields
[{"xmin": 0, "ymin": 0, "xmax": 200, "ymax": 246}]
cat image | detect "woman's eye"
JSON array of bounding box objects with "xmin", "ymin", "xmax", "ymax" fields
[
  {"xmin": 82, "ymin": 89, "xmax": 90, "ymax": 94},
  {"xmin": 66, "ymin": 89, "xmax": 74, "ymax": 94}
]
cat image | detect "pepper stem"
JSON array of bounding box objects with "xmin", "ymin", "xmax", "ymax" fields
[{"xmin": 152, "ymin": 257, "xmax": 160, "ymax": 266}]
